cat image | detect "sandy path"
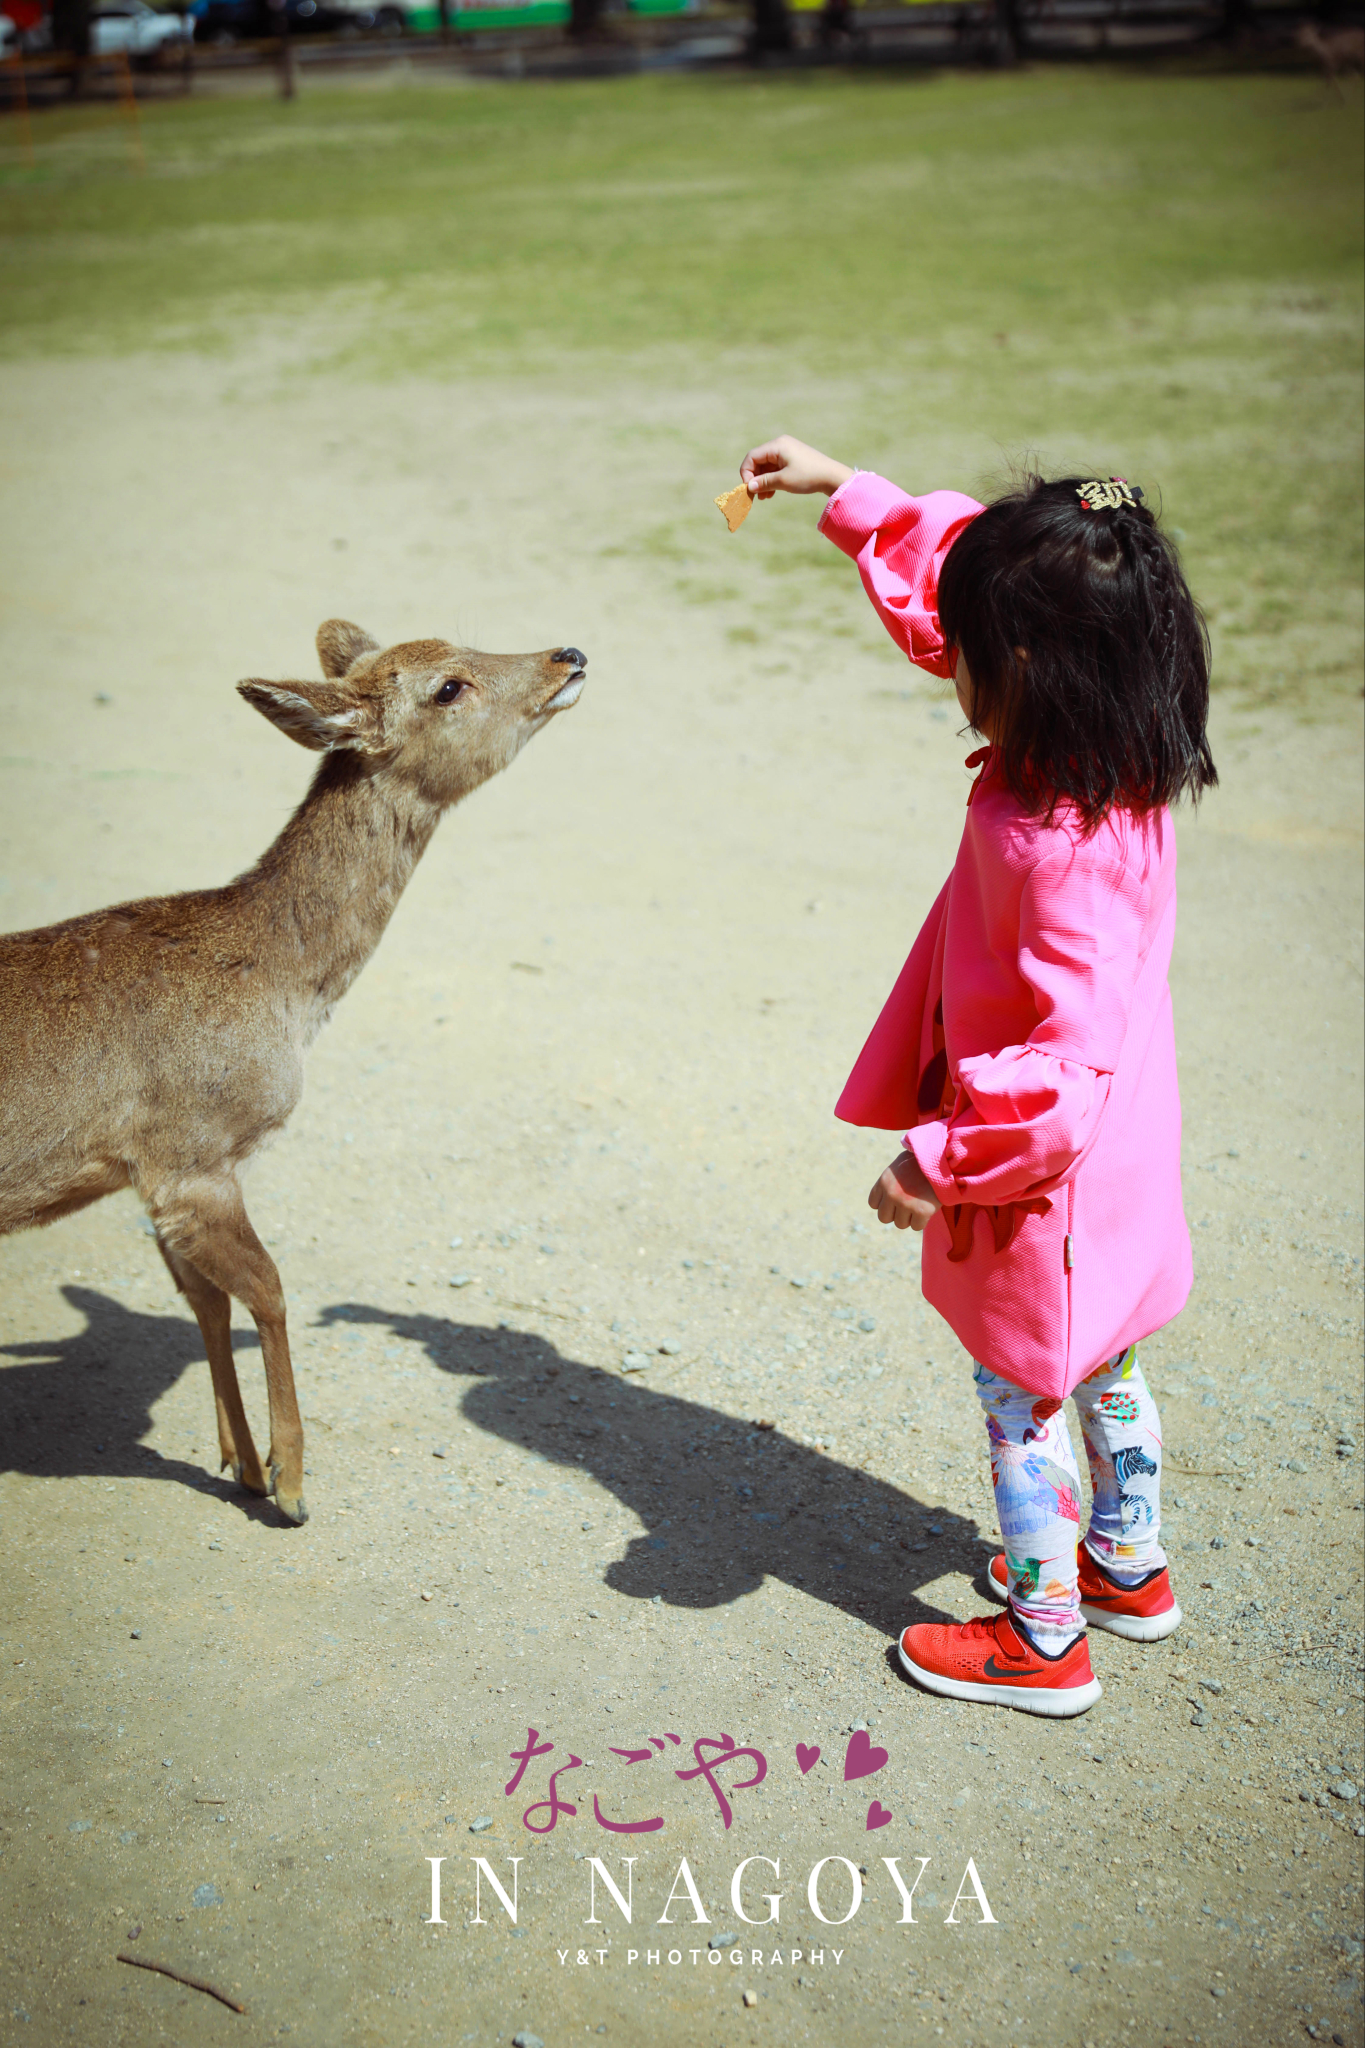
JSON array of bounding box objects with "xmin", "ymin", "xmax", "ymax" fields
[{"xmin": 0, "ymin": 351, "xmax": 1361, "ymax": 2047}]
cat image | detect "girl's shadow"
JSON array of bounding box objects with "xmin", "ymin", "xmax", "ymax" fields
[{"xmin": 320, "ymin": 1301, "xmax": 993, "ymax": 1636}]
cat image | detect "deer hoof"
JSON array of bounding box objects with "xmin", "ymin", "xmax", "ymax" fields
[
  {"xmin": 231, "ymin": 1460, "xmax": 270, "ymax": 1498},
  {"xmin": 271, "ymin": 1467, "xmax": 308, "ymax": 1526}
]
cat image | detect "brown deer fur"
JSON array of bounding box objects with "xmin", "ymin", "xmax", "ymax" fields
[{"xmin": 0, "ymin": 621, "xmax": 587, "ymax": 1525}]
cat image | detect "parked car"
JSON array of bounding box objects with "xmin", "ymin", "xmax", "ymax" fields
[
  {"xmin": 92, "ymin": 0, "xmax": 193, "ymax": 58},
  {"xmin": 0, "ymin": 0, "xmax": 49, "ymax": 52},
  {"xmin": 195, "ymin": 0, "xmax": 404, "ymax": 36}
]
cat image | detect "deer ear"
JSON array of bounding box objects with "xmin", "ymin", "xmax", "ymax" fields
[
  {"xmin": 316, "ymin": 619, "xmax": 379, "ymax": 679},
  {"xmin": 237, "ymin": 678, "xmax": 368, "ymax": 753}
]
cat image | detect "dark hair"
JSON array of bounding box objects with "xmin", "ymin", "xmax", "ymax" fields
[{"xmin": 936, "ymin": 473, "xmax": 1217, "ymax": 826}]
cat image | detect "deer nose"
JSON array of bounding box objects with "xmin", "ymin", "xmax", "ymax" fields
[{"xmin": 552, "ymin": 647, "xmax": 586, "ymax": 669}]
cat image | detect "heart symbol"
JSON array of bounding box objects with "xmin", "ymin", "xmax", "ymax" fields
[
  {"xmin": 843, "ymin": 1729, "xmax": 889, "ymax": 1782},
  {"xmin": 795, "ymin": 1743, "xmax": 821, "ymax": 1775},
  {"xmin": 866, "ymin": 1800, "xmax": 893, "ymax": 1831}
]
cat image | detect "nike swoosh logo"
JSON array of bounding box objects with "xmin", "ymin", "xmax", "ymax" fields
[{"xmin": 982, "ymin": 1656, "xmax": 1031, "ymax": 1680}]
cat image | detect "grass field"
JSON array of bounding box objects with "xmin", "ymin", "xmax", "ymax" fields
[{"xmin": 2, "ymin": 63, "xmax": 1362, "ymax": 702}]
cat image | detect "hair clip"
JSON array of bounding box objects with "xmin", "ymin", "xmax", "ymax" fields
[{"xmin": 1077, "ymin": 478, "xmax": 1144, "ymax": 512}]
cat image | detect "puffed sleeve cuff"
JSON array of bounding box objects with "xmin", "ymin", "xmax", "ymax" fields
[
  {"xmin": 904, "ymin": 1118, "xmax": 956, "ymax": 1204},
  {"xmin": 818, "ymin": 477, "xmax": 984, "ymax": 681},
  {"xmin": 907, "ymin": 1052, "xmax": 1112, "ymax": 1209},
  {"xmin": 818, "ymin": 471, "xmax": 918, "ymax": 559}
]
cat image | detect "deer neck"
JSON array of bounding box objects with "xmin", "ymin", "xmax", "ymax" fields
[{"xmin": 242, "ymin": 751, "xmax": 443, "ymax": 1030}]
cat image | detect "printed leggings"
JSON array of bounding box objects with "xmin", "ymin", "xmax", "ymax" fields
[{"xmin": 973, "ymin": 1346, "xmax": 1166, "ymax": 1644}]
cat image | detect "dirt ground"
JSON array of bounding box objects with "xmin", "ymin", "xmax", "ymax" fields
[{"xmin": 1, "ymin": 347, "xmax": 1362, "ymax": 2048}]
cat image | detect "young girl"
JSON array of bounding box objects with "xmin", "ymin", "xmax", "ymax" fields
[{"xmin": 739, "ymin": 436, "xmax": 1216, "ymax": 1718}]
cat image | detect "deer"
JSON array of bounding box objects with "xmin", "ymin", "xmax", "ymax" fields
[
  {"xmin": 0, "ymin": 620, "xmax": 587, "ymax": 1527},
  {"xmin": 1296, "ymin": 21, "xmax": 1365, "ymax": 94}
]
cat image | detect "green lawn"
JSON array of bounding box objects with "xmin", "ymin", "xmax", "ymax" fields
[{"xmin": 1, "ymin": 64, "xmax": 1361, "ymax": 701}]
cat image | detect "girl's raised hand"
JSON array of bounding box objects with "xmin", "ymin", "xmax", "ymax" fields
[
  {"xmin": 869, "ymin": 1150, "xmax": 941, "ymax": 1232},
  {"xmin": 740, "ymin": 436, "xmax": 854, "ymax": 500}
]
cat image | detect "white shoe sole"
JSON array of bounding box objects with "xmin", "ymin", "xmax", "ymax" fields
[
  {"xmin": 985, "ymin": 1562, "xmax": 1182, "ymax": 1642},
  {"xmin": 897, "ymin": 1640, "xmax": 1102, "ymax": 1718},
  {"xmin": 1079, "ymin": 1598, "xmax": 1182, "ymax": 1642}
]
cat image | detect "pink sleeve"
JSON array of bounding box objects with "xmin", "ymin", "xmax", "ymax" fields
[
  {"xmin": 818, "ymin": 475, "xmax": 984, "ymax": 679},
  {"xmin": 906, "ymin": 838, "xmax": 1149, "ymax": 1206}
]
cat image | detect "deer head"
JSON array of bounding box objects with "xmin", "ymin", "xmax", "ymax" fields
[{"xmin": 238, "ymin": 619, "xmax": 587, "ymax": 808}]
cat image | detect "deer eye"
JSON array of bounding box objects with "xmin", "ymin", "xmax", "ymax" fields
[{"xmin": 434, "ymin": 678, "xmax": 466, "ymax": 706}]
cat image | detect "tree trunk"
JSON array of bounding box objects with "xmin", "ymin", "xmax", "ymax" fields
[
  {"xmin": 51, "ymin": 0, "xmax": 90, "ymax": 93},
  {"xmin": 51, "ymin": 0, "xmax": 90, "ymax": 49},
  {"xmin": 993, "ymin": 0, "xmax": 1021, "ymax": 64},
  {"xmin": 749, "ymin": 0, "xmax": 792, "ymax": 56},
  {"xmin": 569, "ymin": 0, "xmax": 603, "ymax": 38}
]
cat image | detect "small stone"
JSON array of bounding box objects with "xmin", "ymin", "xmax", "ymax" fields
[
  {"xmin": 1328, "ymin": 1781, "xmax": 1357, "ymax": 1801},
  {"xmin": 512, "ymin": 2033, "xmax": 545, "ymax": 2048},
  {"xmin": 709, "ymin": 1931, "xmax": 738, "ymax": 1948},
  {"xmin": 659, "ymin": 1342, "xmax": 682, "ymax": 1356},
  {"xmin": 581, "ymin": 1522, "xmax": 594, "ymax": 1532},
  {"xmin": 743, "ymin": 1989, "xmax": 758, "ymax": 2007},
  {"xmin": 469, "ymin": 1817, "xmax": 494, "ymax": 1834},
  {"xmin": 1199, "ymin": 1678, "xmax": 1223, "ymax": 1695},
  {"xmin": 207, "ymin": 1541, "xmax": 223, "ymax": 1552},
  {"xmin": 130, "ymin": 1630, "xmax": 141, "ymax": 1640},
  {"xmin": 621, "ymin": 1352, "xmax": 651, "ymax": 1372},
  {"xmin": 449, "ymin": 1273, "xmax": 474, "ymax": 1289},
  {"xmin": 539, "ymin": 1244, "xmax": 556, "ymax": 1255},
  {"xmin": 420, "ymin": 1590, "xmax": 433, "ymax": 1602},
  {"xmin": 1210, "ymin": 1986, "xmax": 1225, "ymax": 1999},
  {"xmin": 449, "ymin": 1237, "xmax": 463, "ymax": 1248},
  {"xmin": 858, "ymin": 1316, "xmax": 876, "ymax": 1333}
]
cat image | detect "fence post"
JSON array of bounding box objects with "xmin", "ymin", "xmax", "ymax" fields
[
  {"xmin": 117, "ymin": 48, "xmax": 146, "ymax": 168},
  {"xmin": 8, "ymin": 51, "xmax": 36, "ymax": 167},
  {"xmin": 268, "ymin": 0, "xmax": 296, "ymax": 98}
]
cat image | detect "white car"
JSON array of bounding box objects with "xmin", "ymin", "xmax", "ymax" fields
[{"xmin": 91, "ymin": 0, "xmax": 192, "ymax": 58}]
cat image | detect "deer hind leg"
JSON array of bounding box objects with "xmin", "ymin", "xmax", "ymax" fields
[
  {"xmin": 150, "ymin": 1177, "xmax": 307, "ymax": 1527},
  {"xmin": 156, "ymin": 1236, "xmax": 269, "ymax": 1497}
]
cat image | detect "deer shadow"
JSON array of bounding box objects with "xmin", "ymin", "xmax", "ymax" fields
[
  {"xmin": 0, "ymin": 1284, "xmax": 268, "ymax": 1514},
  {"xmin": 319, "ymin": 1301, "xmax": 994, "ymax": 1638}
]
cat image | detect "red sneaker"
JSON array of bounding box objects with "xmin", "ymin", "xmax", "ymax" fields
[
  {"xmin": 985, "ymin": 1547, "xmax": 1181, "ymax": 1643},
  {"xmin": 898, "ymin": 1610, "xmax": 1102, "ymax": 1718}
]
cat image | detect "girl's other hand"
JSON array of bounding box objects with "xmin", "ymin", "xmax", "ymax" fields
[
  {"xmin": 869, "ymin": 1150, "xmax": 941, "ymax": 1231},
  {"xmin": 741, "ymin": 436, "xmax": 854, "ymax": 500}
]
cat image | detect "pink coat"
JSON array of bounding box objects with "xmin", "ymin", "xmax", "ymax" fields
[{"xmin": 821, "ymin": 473, "xmax": 1192, "ymax": 1399}]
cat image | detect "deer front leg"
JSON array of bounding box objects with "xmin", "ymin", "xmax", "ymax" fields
[
  {"xmin": 150, "ymin": 1177, "xmax": 308, "ymax": 1527},
  {"xmin": 155, "ymin": 1235, "xmax": 269, "ymax": 1497}
]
